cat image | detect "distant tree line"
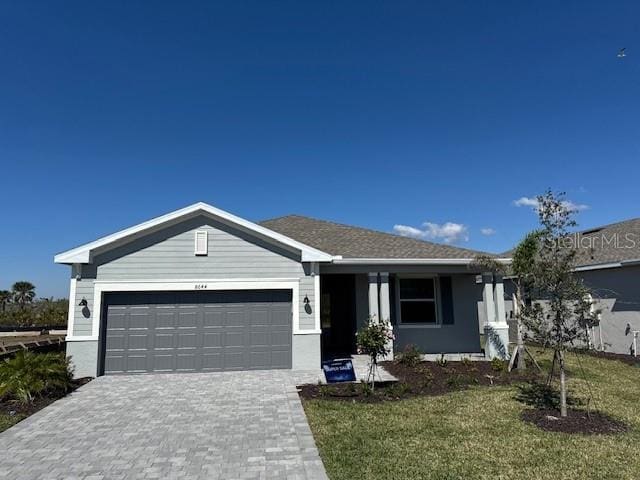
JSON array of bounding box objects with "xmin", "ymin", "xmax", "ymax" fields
[{"xmin": 0, "ymin": 282, "xmax": 68, "ymax": 327}]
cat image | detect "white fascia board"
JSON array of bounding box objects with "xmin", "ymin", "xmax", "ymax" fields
[
  {"xmin": 573, "ymin": 258, "xmax": 640, "ymax": 272},
  {"xmin": 54, "ymin": 202, "xmax": 334, "ymax": 264},
  {"xmin": 332, "ymin": 257, "xmax": 512, "ymax": 266},
  {"xmin": 573, "ymin": 262, "xmax": 622, "ymax": 272},
  {"xmin": 621, "ymin": 258, "xmax": 640, "ymax": 267}
]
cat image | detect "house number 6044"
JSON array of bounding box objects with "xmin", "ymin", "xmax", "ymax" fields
[{"xmin": 194, "ymin": 284, "xmax": 208, "ymax": 290}]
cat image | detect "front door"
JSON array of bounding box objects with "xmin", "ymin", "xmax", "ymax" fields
[{"xmin": 320, "ymin": 275, "xmax": 357, "ymax": 358}]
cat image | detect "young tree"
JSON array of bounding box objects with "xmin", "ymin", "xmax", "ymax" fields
[
  {"xmin": 12, "ymin": 281, "xmax": 36, "ymax": 309},
  {"xmin": 520, "ymin": 191, "xmax": 598, "ymax": 417}
]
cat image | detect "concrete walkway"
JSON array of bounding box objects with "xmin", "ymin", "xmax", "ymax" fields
[{"xmin": 0, "ymin": 370, "xmax": 328, "ymax": 480}]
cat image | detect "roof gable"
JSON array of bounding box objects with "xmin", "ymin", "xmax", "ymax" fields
[{"xmin": 54, "ymin": 203, "xmax": 334, "ymax": 264}]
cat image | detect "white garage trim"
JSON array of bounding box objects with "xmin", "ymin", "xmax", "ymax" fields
[
  {"xmin": 66, "ymin": 278, "xmax": 310, "ymax": 342},
  {"xmin": 313, "ymin": 263, "xmax": 321, "ymax": 332},
  {"xmin": 66, "ymin": 277, "xmax": 77, "ymax": 338}
]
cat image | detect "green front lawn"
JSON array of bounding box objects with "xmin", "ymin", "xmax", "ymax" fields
[{"xmin": 303, "ymin": 351, "xmax": 640, "ymax": 480}]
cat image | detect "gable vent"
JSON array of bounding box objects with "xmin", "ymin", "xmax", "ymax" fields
[{"xmin": 194, "ymin": 230, "xmax": 208, "ymax": 256}]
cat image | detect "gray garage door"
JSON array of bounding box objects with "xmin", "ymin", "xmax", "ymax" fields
[{"xmin": 101, "ymin": 290, "xmax": 292, "ymax": 375}]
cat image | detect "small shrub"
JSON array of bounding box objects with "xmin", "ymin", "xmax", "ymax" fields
[
  {"xmin": 359, "ymin": 380, "xmax": 373, "ymax": 397},
  {"xmin": 490, "ymin": 357, "xmax": 506, "ymax": 372},
  {"xmin": 515, "ymin": 381, "xmax": 583, "ymax": 409},
  {"xmin": 386, "ymin": 382, "xmax": 411, "ymax": 398},
  {"xmin": 397, "ymin": 344, "xmax": 422, "ymax": 368},
  {"xmin": 317, "ymin": 382, "xmax": 330, "ymax": 397},
  {"xmin": 0, "ymin": 351, "xmax": 73, "ymax": 405},
  {"xmin": 446, "ymin": 374, "xmax": 478, "ymax": 389},
  {"xmin": 356, "ymin": 316, "xmax": 394, "ymax": 390},
  {"xmin": 460, "ymin": 357, "xmax": 472, "ymax": 367}
]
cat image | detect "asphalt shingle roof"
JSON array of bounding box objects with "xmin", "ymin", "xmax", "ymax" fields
[
  {"xmin": 259, "ymin": 215, "xmax": 490, "ymax": 259},
  {"xmin": 502, "ymin": 218, "xmax": 640, "ymax": 267},
  {"xmin": 572, "ymin": 218, "xmax": 640, "ymax": 267}
]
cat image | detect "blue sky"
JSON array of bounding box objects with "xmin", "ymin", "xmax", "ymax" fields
[{"xmin": 1, "ymin": 1, "xmax": 639, "ymax": 298}]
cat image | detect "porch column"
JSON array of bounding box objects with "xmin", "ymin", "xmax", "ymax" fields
[
  {"xmin": 368, "ymin": 272, "xmax": 379, "ymax": 321},
  {"xmin": 378, "ymin": 272, "xmax": 393, "ymax": 360},
  {"xmin": 484, "ymin": 273, "xmax": 510, "ymax": 360},
  {"xmin": 379, "ymin": 273, "xmax": 390, "ymax": 322}
]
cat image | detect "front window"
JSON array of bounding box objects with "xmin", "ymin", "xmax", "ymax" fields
[{"xmin": 398, "ymin": 278, "xmax": 438, "ymax": 324}]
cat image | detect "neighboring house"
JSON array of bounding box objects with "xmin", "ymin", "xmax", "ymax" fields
[
  {"xmin": 55, "ymin": 203, "xmax": 510, "ymax": 378},
  {"xmin": 499, "ymin": 218, "xmax": 640, "ymax": 356},
  {"xmin": 571, "ymin": 218, "xmax": 640, "ymax": 355}
]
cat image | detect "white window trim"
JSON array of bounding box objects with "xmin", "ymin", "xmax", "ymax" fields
[
  {"xmin": 395, "ymin": 274, "xmax": 443, "ymax": 328},
  {"xmin": 194, "ymin": 230, "xmax": 208, "ymax": 256},
  {"xmin": 65, "ymin": 277, "xmax": 320, "ymax": 342}
]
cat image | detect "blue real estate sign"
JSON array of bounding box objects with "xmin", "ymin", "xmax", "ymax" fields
[{"xmin": 322, "ymin": 358, "xmax": 356, "ymax": 383}]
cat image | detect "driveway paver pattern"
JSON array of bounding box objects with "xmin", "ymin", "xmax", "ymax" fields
[{"xmin": 0, "ymin": 370, "xmax": 328, "ymax": 480}]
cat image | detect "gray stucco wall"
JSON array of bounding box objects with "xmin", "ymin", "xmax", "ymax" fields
[
  {"xmin": 292, "ymin": 334, "xmax": 321, "ymax": 370},
  {"xmin": 393, "ymin": 274, "xmax": 484, "ymax": 354},
  {"xmin": 579, "ymin": 265, "xmax": 640, "ymax": 355},
  {"xmin": 351, "ymin": 271, "xmax": 484, "ymax": 354},
  {"xmin": 66, "ymin": 215, "xmax": 319, "ymax": 375},
  {"xmin": 66, "ymin": 340, "xmax": 98, "ymax": 378}
]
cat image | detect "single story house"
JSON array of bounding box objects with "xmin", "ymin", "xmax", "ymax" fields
[
  {"xmin": 55, "ymin": 203, "xmax": 510, "ymax": 378},
  {"xmin": 570, "ymin": 218, "xmax": 640, "ymax": 355}
]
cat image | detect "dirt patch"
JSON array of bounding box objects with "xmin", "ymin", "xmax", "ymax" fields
[
  {"xmin": 521, "ymin": 408, "xmax": 628, "ymax": 435},
  {"xmin": 298, "ymin": 360, "xmax": 540, "ymax": 403},
  {"xmin": 0, "ymin": 377, "xmax": 92, "ymax": 418}
]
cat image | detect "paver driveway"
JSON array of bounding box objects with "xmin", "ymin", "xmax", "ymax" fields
[{"xmin": 0, "ymin": 370, "xmax": 328, "ymax": 480}]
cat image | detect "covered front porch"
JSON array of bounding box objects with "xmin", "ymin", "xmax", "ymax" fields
[{"xmin": 318, "ymin": 264, "xmax": 510, "ymax": 361}]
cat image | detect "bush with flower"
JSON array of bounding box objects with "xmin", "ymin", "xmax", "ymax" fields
[{"xmin": 355, "ymin": 316, "xmax": 394, "ymax": 390}]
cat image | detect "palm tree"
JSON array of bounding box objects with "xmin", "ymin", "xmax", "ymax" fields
[
  {"xmin": 0, "ymin": 290, "xmax": 10, "ymax": 313},
  {"xmin": 12, "ymin": 282, "xmax": 36, "ymax": 309}
]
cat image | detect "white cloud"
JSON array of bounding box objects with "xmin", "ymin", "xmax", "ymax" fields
[
  {"xmin": 392, "ymin": 225, "xmax": 425, "ymax": 239},
  {"xmin": 513, "ymin": 196, "xmax": 540, "ymax": 208},
  {"xmin": 480, "ymin": 227, "xmax": 496, "ymax": 236},
  {"xmin": 393, "ymin": 221, "xmax": 469, "ymax": 244},
  {"xmin": 513, "ymin": 196, "xmax": 589, "ymax": 212},
  {"xmin": 562, "ymin": 200, "xmax": 589, "ymax": 212}
]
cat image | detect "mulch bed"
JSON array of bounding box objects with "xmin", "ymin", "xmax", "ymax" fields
[
  {"xmin": 298, "ymin": 360, "xmax": 540, "ymax": 403},
  {"xmin": 0, "ymin": 377, "xmax": 92, "ymax": 419},
  {"xmin": 521, "ymin": 408, "xmax": 628, "ymax": 434},
  {"xmin": 581, "ymin": 349, "xmax": 640, "ymax": 367}
]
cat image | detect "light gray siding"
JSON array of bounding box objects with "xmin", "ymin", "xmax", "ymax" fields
[
  {"xmin": 67, "ymin": 215, "xmax": 318, "ymax": 376},
  {"xmin": 298, "ymin": 275, "xmax": 316, "ymax": 330},
  {"xmin": 93, "ymin": 218, "xmax": 305, "ymax": 280},
  {"xmin": 72, "ymin": 278, "xmax": 96, "ymax": 337}
]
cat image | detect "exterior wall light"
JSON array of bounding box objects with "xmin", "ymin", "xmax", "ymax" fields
[{"xmin": 79, "ymin": 298, "xmax": 88, "ymax": 307}]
